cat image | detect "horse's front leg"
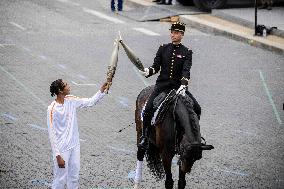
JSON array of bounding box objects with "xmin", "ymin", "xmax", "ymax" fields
[
  {"xmin": 178, "ymin": 166, "xmax": 186, "ymax": 189},
  {"xmin": 162, "ymin": 156, "xmax": 174, "ymax": 189},
  {"xmin": 134, "ymin": 148, "xmax": 145, "ymax": 189},
  {"xmin": 178, "ymin": 160, "xmax": 193, "ymax": 189}
]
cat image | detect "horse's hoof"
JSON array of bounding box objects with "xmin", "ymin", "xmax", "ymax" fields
[{"xmin": 134, "ymin": 183, "xmax": 141, "ymax": 189}]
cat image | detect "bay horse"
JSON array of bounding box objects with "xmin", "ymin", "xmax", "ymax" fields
[{"xmin": 134, "ymin": 85, "xmax": 207, "ymax": 189}]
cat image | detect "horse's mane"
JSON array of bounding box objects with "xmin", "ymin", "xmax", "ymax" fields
[
  {"xmin": 177, "ymin": 95, "xmax": 202, "ymax": 162},
  {"xmin": 178, "ymin": 94, "xmax": 194, "ymax": 111}
]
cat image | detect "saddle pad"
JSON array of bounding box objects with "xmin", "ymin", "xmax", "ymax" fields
[
  {"xmin": 141, "ymin": 89, "xmax": 177, "ymax": 126},
  {"xmin": 140, "ymin": 101, "xmax": 163, "ymax": 126}
]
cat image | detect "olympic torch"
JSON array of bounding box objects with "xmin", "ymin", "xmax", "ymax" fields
[
  {"xmin": 106, "ymin": 38, "xmax": 119, "ymax": 93},
  {"xmin": 118, "ymin": 32, "xmax": 145, "ymax": 72}
]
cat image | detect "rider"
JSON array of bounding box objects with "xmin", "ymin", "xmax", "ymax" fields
[{"xmin": 138, "ymin": 22, "xmax": 201, "ymax": 150}]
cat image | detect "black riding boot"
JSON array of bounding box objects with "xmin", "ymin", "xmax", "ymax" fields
[
  {"xmin": 138, "ymin": 125, "xmax": 149, "ymax": 150},
  {"xmin": 138, "ymin": 112, "xmax": 151, "ymax": 150}
]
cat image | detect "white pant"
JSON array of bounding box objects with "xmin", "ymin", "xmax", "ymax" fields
[{"xmin": 52, "ymin": 145, "xmax": 80, "ymax": 189}]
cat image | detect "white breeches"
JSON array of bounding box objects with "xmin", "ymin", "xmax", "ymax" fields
[{"xmin": 52, "ymin": 145, "xmax": 80, "ymax": 189}]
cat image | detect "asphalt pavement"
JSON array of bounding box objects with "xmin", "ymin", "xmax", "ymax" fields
[{"xmin": 0, "ymin": 0, "xmax": 283, "ymax": 189}]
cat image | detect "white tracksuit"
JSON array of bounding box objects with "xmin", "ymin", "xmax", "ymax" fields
[{"xmin": 47, "ymin": 91, "xmax": 105, "ymax": 189}]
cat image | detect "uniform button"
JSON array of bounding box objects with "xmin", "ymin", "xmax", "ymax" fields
[
  {"xmin": 173, "ymin": 53, "xmax": 175, "ymax": 55},
  {"xmin": 170, "ymin": 76, "xmax": 172, "ymax": 78},
  {"xmin": 172, "ymin": 60, "xmax": 174, "ymax": 62}
]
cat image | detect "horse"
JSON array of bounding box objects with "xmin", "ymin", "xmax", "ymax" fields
[{"xmin": 133, "ymin": 85, "xmax": 207, "ymax": 189}]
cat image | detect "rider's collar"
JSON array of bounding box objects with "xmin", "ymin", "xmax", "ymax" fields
[{"xmin": 172, "ymin": 43, "xmax": 181, "ymax": 48}]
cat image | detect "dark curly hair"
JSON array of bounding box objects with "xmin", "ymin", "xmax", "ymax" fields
[{"xmin": 50, "ymin": 79, "xmax": 65, "ymax": 97}]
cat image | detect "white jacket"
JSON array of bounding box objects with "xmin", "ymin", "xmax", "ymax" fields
[{"xmin": 47, "ymin": 91, "xmax": 105, "ymax": 158}]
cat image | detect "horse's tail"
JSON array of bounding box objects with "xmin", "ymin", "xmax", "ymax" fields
[{"xmin": 145, "ymin": 143, "xmax": 165, "ymax": 180}]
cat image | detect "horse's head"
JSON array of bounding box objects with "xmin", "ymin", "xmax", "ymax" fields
[{"xmin": 173, "ymin": 94, "xmax": 202, "ymax": 172}]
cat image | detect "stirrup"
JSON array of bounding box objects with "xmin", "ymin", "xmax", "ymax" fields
[
  {"xmin": 201, "ymin": 144, "xmax": 214, "ymax": 150},
  {"xmin": 200, "ymin": 137, "xmax": 214, "ymax": 150}
]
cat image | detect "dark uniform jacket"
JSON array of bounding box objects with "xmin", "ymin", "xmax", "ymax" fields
[{"xmin": 148, "ymin": 43, "xmax": 192, "ymax": 91}]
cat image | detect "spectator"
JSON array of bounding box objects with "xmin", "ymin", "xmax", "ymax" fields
[
  {"xmin": 111, "ymin": 0, "xmax": 123, "ymax": 12},
  {"xmin": 259, "ymin": 0, "xmax": 273, "ymax": 10}
]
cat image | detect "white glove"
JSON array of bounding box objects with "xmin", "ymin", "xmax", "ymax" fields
[
  {"xmin": 176, "ymin": 85, "xmax": 186, "ymax": 96},
  {"xmin": 139, "ymin": 68, "xmax": 149, "ymax": 77}
]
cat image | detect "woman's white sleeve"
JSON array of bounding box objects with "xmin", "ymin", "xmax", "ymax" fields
[
  {"xmin": 75, "ymin": 90, "xmax": 105, "ymax": 108},
  {"xmin": 47, "ymin": 110, "xmax": 60, "ymax": 158}
]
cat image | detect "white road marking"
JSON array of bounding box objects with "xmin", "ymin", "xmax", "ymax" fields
[
  {"xmin": 27, "ymin": 124, "xmax": 47, "ymax": 131},
  {"xmin": 71, "ymin": 81, "xmax": 97, "ymax": 86},
  {"xmin": 55, "ymin": 0, "xmax": 80, "ymax": 6},
  {"xmin": 21, "ymin": 46, "xmax": 31, "ymax": 52},
  {"xmin": 0, "ymin": 65, "xmax": 47, "ymax": 107},
  {"xmin": 0, "ymin": 44, "xmax": 15, "ymax": 47},
  {"xmin": 127, "ymin": 170, "xmax": 136, "ymax": 179},
  {"xmin": 55, "ymin": 0, "xmax": 68, "ymax": 2},
  {"xmin": 215, "ymin": 168, "xmax": 248, "ymax": 176},
  {"xmin": 38, "ymin": 55, "xmax": 47, "ymax": 60},
  {"xmin": 259, "ymin": 70, "xmax": 282, "ymax": 126},
  {"xmin": 71, "ymin": 2, "xmax": 80, "ymax": 6},
  {"xmin": 31, "ymin": 179, "xmax": 51, "ymax": 187},
  {"xmin": 132, "ymin": 27, "xmax": 160, "ymax": 36},
  {"xmin": 9, "ymin": 22, "xmax": 26, "ymax": 31},
  {"xmin": 57, "ymin": 64, "xmax": 67, "ymax": 69},
  {"xmin": 82, "ymin": 7, "xmax": 125, "ymax": 24},
  {"xmin": 107, "ymin": 145, "xmax": 135, "ymax": 154},
  {"xmin": 2, "ymin": 113, "xmax": 17, "ymax": 121},
  {"xmin": 77, "ymin": 74, "xmax": 87, "ymax": 80}
]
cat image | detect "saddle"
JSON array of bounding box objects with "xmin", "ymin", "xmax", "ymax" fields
[{"xmin": 151, "ymin": 89, "xmax": 177, "ymax": 125}]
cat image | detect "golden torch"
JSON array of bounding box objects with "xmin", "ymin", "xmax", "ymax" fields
[
  {"xmin": 118, "ymin": 32, "xmax": 144, "ymax": 72},
  {"xmin": 106, "ymin": 38, "xmax": 119, "ymax": 93}
]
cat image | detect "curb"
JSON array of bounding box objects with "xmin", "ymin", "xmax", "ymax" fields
[
  {"xmin": 125, "ymin": 0, "xmax": 153, "ymax": 8},
  {"xmin": 180, "ymin": 15, "xmax": 284, "ymax": 54},
  {"xmin": 212, "ymin": 9, "xmax": 284, "ymax": 38},
  {"xmin": 126, "ymin": 0, "xmax": 284, "ymax": 54}
]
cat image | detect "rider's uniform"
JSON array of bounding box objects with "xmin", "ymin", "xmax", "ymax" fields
[{"xmin": 143, "ymin": 42, "xmax": 200, "ymax": 123}]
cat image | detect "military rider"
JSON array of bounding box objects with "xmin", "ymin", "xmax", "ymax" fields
[{"xmin": 138, "ymin": 22, "xmax": 201, "ymax": 150}]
